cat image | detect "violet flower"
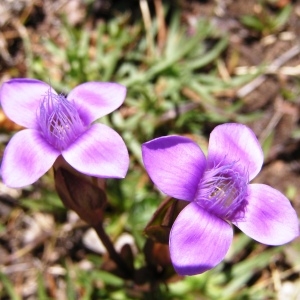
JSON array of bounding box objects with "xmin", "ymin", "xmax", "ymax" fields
[
  {"xmin": 142, "ymin": 123, "xmax": 299, "ymax": 275},
  {"xmin": 0, "ymin": 78, "xmax": 129, "ymax": 188}
]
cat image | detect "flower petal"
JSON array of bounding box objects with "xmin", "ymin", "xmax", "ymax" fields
[
  {"xmin": 62, "ymin": 123, "xmax": 129, "ymax": 178},
  {"xmin": 1, "ymin": 129, "xmax": 60, "ymax": 188},
  {"xmin": 234, "ymin": 184, "xmax": 299, "ymax": 245},
  {"xmin": 67, "ymin": 82, "xmax": 126, "ymax": 125},
  {"xmin": 207, "ymin": 123, "xmax": 263, "ymax": 180},
  {"xmin": 142, "ymin": 136, "xmax": 207, "ymax": 201},
  {"xmin": 170, "ymin": 202, "xmax": 233, "ymax": 275},
  {"xmin": 0, "ymin": 78, "xmax": 53, "ymax": 129}
]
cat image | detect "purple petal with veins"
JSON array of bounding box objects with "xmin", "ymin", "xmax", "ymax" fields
[
  {"xmin": 142, "ymin": 123, "xmax": 299, "ymax": 276},
  {"xmin": 0, "ymin": 78, "xmax": 129, "ymax": 187}
]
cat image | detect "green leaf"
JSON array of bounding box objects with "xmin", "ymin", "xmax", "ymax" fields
[
  {"xmin": 0, "ymin": 272, "xmax": 21, "ymax": 300},
  {"xmin": 240, "ymin": 15, "xmax": 265, "ymax": 32},
  {"xmin": 92, "ymin": 270, "xmax": 124, "ymax": 287}
]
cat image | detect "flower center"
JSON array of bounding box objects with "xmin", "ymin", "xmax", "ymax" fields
[
  {"xmin": 38, "ymin": 89, "xmax": 85, "ymax": 151},
  {"xmin": 195, "ymin": 162, "xmax": 248, "ymax": 221}
]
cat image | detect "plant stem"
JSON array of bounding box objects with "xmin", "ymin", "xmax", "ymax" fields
[{"xmin": 93, "ymin": 222, "xmax": 134, "ymax": 278}]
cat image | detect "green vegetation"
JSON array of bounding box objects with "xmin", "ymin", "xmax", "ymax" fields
[{"xmin": 1, "ymin": 1, "xmax": 299, "ymax": 299}]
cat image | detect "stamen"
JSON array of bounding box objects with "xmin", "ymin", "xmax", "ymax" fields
[
  {"xmin": 38, "ymin": 89, "xmax": 85, "ymax": 150},
  {"xmin": 195, "ymin": 162, "xmax": 248, "ymax": 221}
]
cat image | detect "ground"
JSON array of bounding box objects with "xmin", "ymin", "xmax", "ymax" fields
[{"xmin": 0, "ymin": 0, "xmax": 300, "ymax": 299}]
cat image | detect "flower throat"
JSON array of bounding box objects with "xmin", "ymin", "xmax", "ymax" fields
[
  {"xmin": 195, "ymin": 162, "xmax": 248, "ymax": 221},
  {"xmin": 38, "ymin": 90, "xmax": 85, "ymax": 151}
]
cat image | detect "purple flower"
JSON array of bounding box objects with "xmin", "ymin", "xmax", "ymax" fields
[
  {"xmin": 142, "ymin": 123, "xmax": 299, "ymax": 276},
  {"xmin": 0, "ymin": 78, "xmax": 129, "ymax": 188}
]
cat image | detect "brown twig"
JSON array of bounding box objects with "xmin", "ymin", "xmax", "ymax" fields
[
  {"xmin": 1, "ymin": 232, "xmax": 52, "ymax": 265},
  {"xmin": 236, "ymin": 44, "xmax": 300, "ymax": 98},
  {"xmin": 258, "ymin": 97, "xmax": 283, "ymax": 144},
  {"xmin": 154, "ymin": 0, "xmax": 166, "ymax": 52},
  {"xmin": 139, "ymin": 0, "xmax": 154, "ymax": 57}
]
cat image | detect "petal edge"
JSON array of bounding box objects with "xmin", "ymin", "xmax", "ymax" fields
[
  {"xmin": 67, "ymin": 82, "xmax": 126, "ymax": 125},
  {"xmin": 0, "ymin": 78, "xmax": 53, "ymax": 129},
  {"xmin": 142, "ymin": 136, "xmax": 207, "ymax": 201},
  {"xmin": 234, "ymin": 184, "xmax": 299, "ymax": 245},
  {"xmin": 208, "ymin": 123, "xmax": 263, "ymax": 180},
  {"xmin": 170, "ymin": 202, "xmax": 233, "ymax": 275},
  {"xmin": 1, "ymin": 129, "xmax": 60, "ymax": 188},
  {"xmin": 62, "ymin": 123, "xmax": 129, "ymax": 178}
]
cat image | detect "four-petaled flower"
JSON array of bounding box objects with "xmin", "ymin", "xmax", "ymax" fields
[
  {"xmin": 142, "ymin": 123, "xmax": 299, "ymax": 275},
  {"xmin": 0, "ymin": 78, "xmax": 129, "ymax": 188}
]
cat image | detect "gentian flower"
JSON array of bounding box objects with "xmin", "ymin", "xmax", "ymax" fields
[
  {"xmin": 142, "ymin": 123, "xmax": 299, "ymax": 275},
  {"xmin": 0, "ymin": 78, "xmax": 129, "ymax": 188}
]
